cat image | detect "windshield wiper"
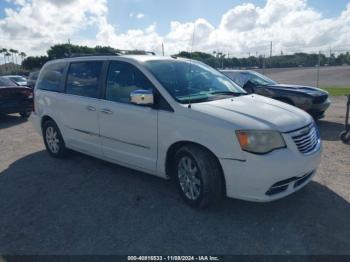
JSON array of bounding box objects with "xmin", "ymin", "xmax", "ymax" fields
[{"xmin": 209, "ymin": 91, "xmax": 246, "ymax": 96}]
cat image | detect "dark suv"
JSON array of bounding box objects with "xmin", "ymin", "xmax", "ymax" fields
[{"xmin": 222, "ymin": 70, "xmax": 331, "ymax": 119}]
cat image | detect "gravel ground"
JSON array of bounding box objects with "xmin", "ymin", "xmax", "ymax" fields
[
  {"xmin": 0, "ymin": 97, "xmax": 349, "ymax": 255},
  {"xmin": 256, "ymin": 66, "xmax": 350, "ymax": 87}
]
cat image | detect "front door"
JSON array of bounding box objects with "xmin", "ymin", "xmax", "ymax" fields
[{"xmin": 99, "ymin": 61, "xmax": 158, "ymax": 173}]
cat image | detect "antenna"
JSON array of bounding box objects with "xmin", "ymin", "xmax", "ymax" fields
[{"xmin": 187, "ymin": 23, "xmax": 196, "ymax": 109}]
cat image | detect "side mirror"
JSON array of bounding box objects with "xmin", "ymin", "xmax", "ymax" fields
[
  {"xmin": 243, "ymin": 80, "xmax": 255, "ymax": 94},
  {"xmin": 130, "ymin": 89, "xmax": 154, "ymax": 106}
]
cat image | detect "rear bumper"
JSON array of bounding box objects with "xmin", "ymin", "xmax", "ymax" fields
[
  {"xmin": 220, "ymin": 139, "xmax": 322, "ymax": 202},
  {"xmin": 0, "ymin": 100, "xmax": 33, "ymax": 114}
]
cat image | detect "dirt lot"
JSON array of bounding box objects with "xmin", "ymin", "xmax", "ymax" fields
[
  {"xmin": 256, "ymin": 66, "xmax": 350, "ymax": 87},
  {"xmin": 0, "ymin": 97, "xmax": 349, "ymax": 255}
]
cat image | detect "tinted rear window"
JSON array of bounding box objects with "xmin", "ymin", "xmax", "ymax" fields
[
  {"xmin": 37, "ymin": 63, "xmax": 66, "ymax": 92},
  {"xmin": 66, "ymin": 61, "xmax": 103, "ymax": 98},
  {"xmin": 0, "ymin": 77, "xmax": 16, "ymax": 87}
]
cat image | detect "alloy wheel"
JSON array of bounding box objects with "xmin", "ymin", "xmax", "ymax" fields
[
  {"xmin": 46, "ymin": 126, "xmax": 60, "ymax": 154},
  {"xmin": 177, "ymin": 156, "xmax": 201, "ymax": 200}
]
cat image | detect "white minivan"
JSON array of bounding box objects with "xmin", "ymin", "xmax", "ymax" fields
[{"xmin": 30, "ymin": 54, "xmax": 322, "ymax": 208}]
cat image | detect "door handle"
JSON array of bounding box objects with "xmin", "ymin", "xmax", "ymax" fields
[
  {"xmin": 86, "ymin": 106, "xmax": 96, "ymax": 111},
  {"xmin": 101, "ymin": 108, "xmax": 113, "ymax": 115}
]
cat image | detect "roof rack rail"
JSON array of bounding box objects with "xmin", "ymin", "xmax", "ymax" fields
[
  {"xmin": 69, "ymin": 52, "xmax": 120, "ymax": 58},
  {"xmin": 68, "ymin": 50, "xmax": 156, "ymax": 58},
  {"xmin": 117, "ymin": 50, "xmax": 156, "ymax": 56}
]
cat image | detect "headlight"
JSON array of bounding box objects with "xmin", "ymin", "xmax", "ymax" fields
[{"xmin": 236, "ymin": 130, "xmax": 286, "ymax": 154}]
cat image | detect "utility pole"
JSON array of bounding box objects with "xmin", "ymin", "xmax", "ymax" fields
[
  {"xmin": 316, "ymin": 51, "xmax": 321, "ymax": 88},
  {"xmin": 67, "ymin": 38, "xmax": 72, "ymax": 57},
  {"xmin": 162, "ymin": 42, "xmax": 165, "ymax": 56},
  {"xmin": 270, "ymin": 41, "xmax": 273, "ymax": 58}
]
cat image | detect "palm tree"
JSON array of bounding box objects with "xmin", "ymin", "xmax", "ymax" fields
[
  {"xmin": 9, "ymin": 49, "xmax": 16, "ymax": 64},
  {"xmin": 13, "ymin": 49, "xmax": 19, "ymax": 65},
  {"xmin": 1, "ymin": 48, "xmax": 8, "ymax": 72},
  {"xmin": 19, "ymin": 52, "xmax": 26, "ymax": 67},
  {"xmin": 1, "ymin": 48, "xmax": 8, "ymax": 64},
  {"xmin": 5, "ymin": 52, "xmax": 11, "ymax": 63},
  {"xmin": 0, "ymin": 49, "xmax": 4, "ymax": 74},
  {"xmin": 5, "ymin": 52, "xmax": 11, "ymax": 73}
]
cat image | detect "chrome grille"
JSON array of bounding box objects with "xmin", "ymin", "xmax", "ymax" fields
[{"xmin": 292, "ymin": 125, "xmax": 320, "ymax": 154}]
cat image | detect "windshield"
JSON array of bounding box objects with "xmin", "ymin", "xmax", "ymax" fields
[
  {"xmin": 9, "ymin": 76, "xmax": 26, "ymax": 82},
  {"xmin": 145, "ymin": 59, "xmax": 246, "ymax": 104},
  {"xmin": 0, "ymin": 77, "xmax": 17, "ymax": 87},
  {"xmin": 244, "ymin": 71, "xmax": 277, "ymax": 86}
]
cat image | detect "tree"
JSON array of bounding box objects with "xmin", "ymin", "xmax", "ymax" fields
[
  {"xmin": 22, "ymin": 56, "xmax": 49, "ymax": 70},
  {"xmin": 19, "ymin": 52, "xmax": 26, "ymax": 69}
]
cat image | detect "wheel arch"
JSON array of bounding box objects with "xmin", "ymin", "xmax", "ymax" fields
[
  {"xmin": 41, "ymin": 115, "xmax": 56, "ymax": 130},
  {"xmin": 165, "ymin": 141, "xmax": 227, "ymax": 195}
]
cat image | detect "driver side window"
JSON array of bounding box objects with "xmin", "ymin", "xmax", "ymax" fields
[{"xmin": 106, "ymin": 61, "xmax": 154, "ymax": 104}]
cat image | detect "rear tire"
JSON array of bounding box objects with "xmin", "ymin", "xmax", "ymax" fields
[
  {"xmin": 174, "ymin": 145, "xmax": 224, "ymax": 208},
  {"xmin": 42, "ymin": 120, "xmax": 67, "ymax": 158},
  {"xmin": 20, "ymin": 111, "xmax": 31, "ymax": 118}
]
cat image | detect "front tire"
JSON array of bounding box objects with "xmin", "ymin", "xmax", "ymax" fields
[
  {"xmin": 42, "ymin": 120, "xmax": 67, "ymax": 158},
  {"xmin": 174, "ymin": 145, "xmax": 224, "ymax": 208}
]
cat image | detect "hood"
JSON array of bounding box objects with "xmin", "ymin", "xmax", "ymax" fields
[
  {"xmin": 266, "ymin": 84, "xmax": 327, "ymax": 96},
  {"xmin": 191, "ymin": 94, "xmax": 313, "ymax": 133}
]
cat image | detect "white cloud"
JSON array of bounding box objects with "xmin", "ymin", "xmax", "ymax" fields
[
  {"xmin": 129, "ymin": 12, "xmax": 145, "ymax": 19},
  {"xmin": 0, "ymin": 0, "xmax": 107, "ymax": 56},
  {"xmin": 136, "ymin": 13, "xmax": 144, "ymax": 19},
  {"xmin": 1, "ymin": 0, "xmax": 350, "ymax": 58}
]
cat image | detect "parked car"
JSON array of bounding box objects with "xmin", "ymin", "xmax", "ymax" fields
[
  {"xmin": 27, "ymin": 71, "xmax": 39, "ymax": 88},
  {"xmin": 30, "ymin": 55, "xmax": 322, "ymax": 208},
  {"xmin": 0, "ymin": 76, "xmax": 33, "ymax": 118},
  {"xmin": 221, "ymin": 70, "xmax": 331, "ymax": 119},
  {"xmin": 3, "ymin": 75, "xmax": 28, "ymax": 86}
]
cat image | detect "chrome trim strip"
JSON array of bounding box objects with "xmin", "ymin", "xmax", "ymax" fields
[
  {"xmin": 71, "ymin": 128, "xmax": 99, "ymax": 137},
  {"xmin": 100, "ymin": 135, "xmax": 151, "ymax": 149},
  {"xmin": 66, "ymin": 126, "xmax": 150, "ymax": 149}
]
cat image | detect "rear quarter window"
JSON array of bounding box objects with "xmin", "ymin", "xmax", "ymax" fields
[{"xmin": 37, "ymin": 63, "xmax": 66, "ymax": 92}]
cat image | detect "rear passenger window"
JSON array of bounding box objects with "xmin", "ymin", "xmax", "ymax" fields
[
  {"xmin": 37, "ymin": 63, "xmax": 66, "ymax": 92},
  {"xmin": 66, "ymin": 61, "xmax": 103, "ymax": 98}
]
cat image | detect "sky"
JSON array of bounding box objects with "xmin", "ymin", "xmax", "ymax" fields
[{"xmin": 0, "ymin": 0, "xmax": 350, "ymax": 60}]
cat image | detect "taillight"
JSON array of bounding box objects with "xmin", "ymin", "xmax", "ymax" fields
[{"xmin": 27, "ymin": 91, "xmax": 33, "ymax": 99}]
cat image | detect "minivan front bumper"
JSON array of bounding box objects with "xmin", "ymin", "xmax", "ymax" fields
[{"xmin": 220, "ymin": 133, "xmax": 322, "ymax": 202}]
